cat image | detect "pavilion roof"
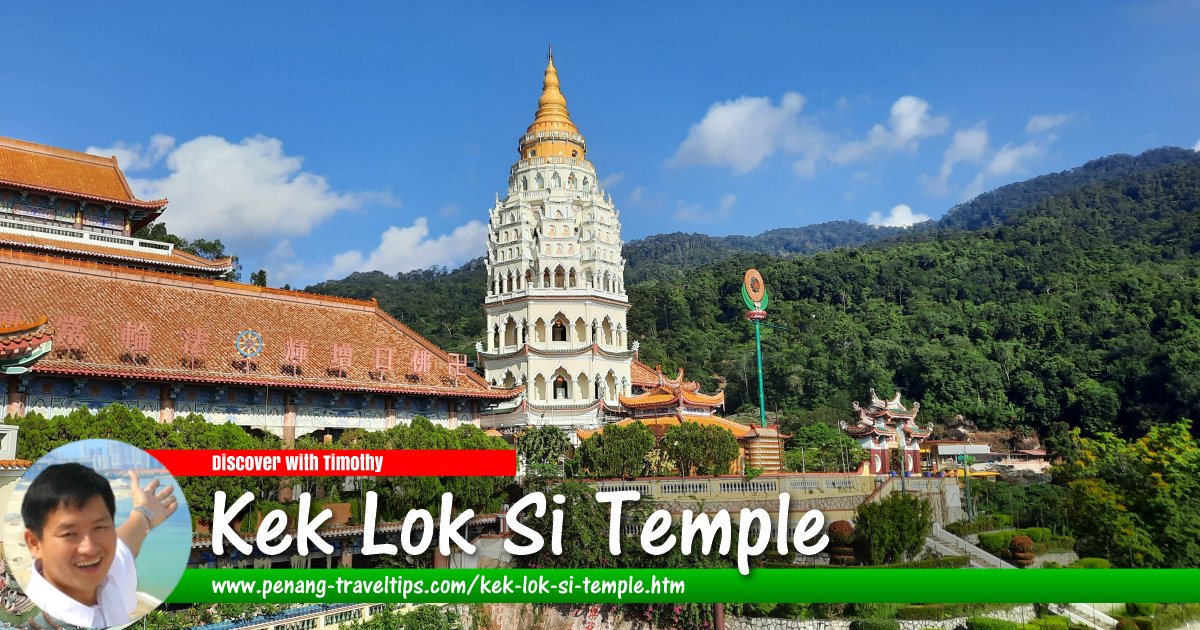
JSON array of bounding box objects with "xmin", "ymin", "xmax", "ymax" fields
[
  {"xmin": 1, "ymin": 250, "xmax": 519, "ymax": 400},
  {"xmin": 576, "ymin": 414, "xmax": 752, "ymax": 441},
  {"xmin": 0, "ymin": 137, "xmax": 168, "ymax": 218}
]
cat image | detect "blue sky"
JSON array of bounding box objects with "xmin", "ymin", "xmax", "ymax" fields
[{"xmin": 5, "ymin": 2, "xmax": 1199, "ymax": 287}]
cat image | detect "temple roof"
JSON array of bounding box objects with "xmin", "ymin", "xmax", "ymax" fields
[
  {"xmin": 576, "ymin": 414, "xmax": 752, "ymax": 441},
  {"xmin": 0, "ymin": 229, "xmax": 234, "ymax": 275},
  {"xmin": 1, "ymin": 250, "xmax": 519, "ymax": 400},
  {"xmin": 630, "ymin": 359, "xmax": 659, "ymax": 388},
  {"xmin": 620, "ymin": 366, "xmax": 724, "ymax": 409},
  {"xmin": 0, "ymin": 137, "xmax": 168, "ymax": 218}
]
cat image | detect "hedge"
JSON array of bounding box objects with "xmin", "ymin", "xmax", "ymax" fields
[
  {"xmin": 966, "ymin": 618, "xmax": 1021, "ymax": 630},
  {"xmin": 1027, "ymin": 616, "xmax": 1070, "ymax": 630},
  {"xmin": 1070, "ymin": 557, "xmax": 1111, "ymax": 569},
  {"xmin": 1125, "ymin": 604, "xmax": 1156, "ymax": 617},
  {"xmin": 849, "ymin": 620, "xmax": 900, "ymax": 630},
  {"xmin": 1132, "ymin": 617, "xmax": 1156, "ymax": 630}
]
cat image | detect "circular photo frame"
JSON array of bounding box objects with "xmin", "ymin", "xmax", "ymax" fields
[{"xmin": 2, "ymin": 439, "xmax": 192, "ymax": 629}]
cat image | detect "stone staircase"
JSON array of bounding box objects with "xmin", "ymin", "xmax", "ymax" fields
[
  {"xmin": 1048, "ymin": 603, "xmax": 1118, "ymax": 630},
  {"xmin": 925, "ymin": 523, "xmax": 1015, "ymax": 568}
]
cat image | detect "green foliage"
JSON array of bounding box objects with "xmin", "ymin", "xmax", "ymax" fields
[
  {"xmin": 578, "ymin": 422, "xmax": 655, "ymax": 478},
  {"xmin": 783, "ymin": 420, "xmax": 868, "ymax": 472},
  {"xmin": 1116, "ymin": 619, "xmax": 1139, "ymax": 630},
  {"xmin": 517, "ymin": 424, "xmax": 570, "ymax": 480},
  {"xmin": 134, "ymin": 221, "xmax": 241, "ymax": 280},
  {"xmin": 1132, "ymin": 617, "xmax": 1157, "ymax": 630},
  {"xmin": 966, "ymin": 617, "xmax": 1021, "ymax": 630},
  {"xmin": 1028, "ymin": 617, "xmax": 1070, "ymax": 630},
  {"xmin": 662, "ymin": 422, "xmax": 740, "ymax": 475},
  {"xmin": 848, "ymin": 620, "xmax": 900, "ymax": 630},
  {"xmin": 1125, "ymin": 604, "xmax": 1157, "ymax": 617},
  {"xmin": 1069, "ymin": 557, "xmax": 1112, "ymax": 569},
  {"xmin": 852, "ymin": 493, "xmax": 932, "ymax": 565}
]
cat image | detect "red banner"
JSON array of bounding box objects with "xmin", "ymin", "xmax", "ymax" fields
[{"xmin": 146, "ymin": 449, "xmax": 516, "ymax": 477}]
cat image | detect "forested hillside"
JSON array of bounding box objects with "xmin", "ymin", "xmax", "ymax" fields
[
  {"xmin": 630, "ymin": 162, "xmax": 1200, "ymax": 436},
  {"xmin": 623, "ymin": 221, "xmax": 908, "ymax": 283},
  {"xmin": 305, "ymin": 149, "xmax": 1200, "ymax": 438}
]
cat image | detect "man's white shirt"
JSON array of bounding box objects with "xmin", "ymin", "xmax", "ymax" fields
[{"xmin": 25, "ymin": 538, "xmax": 137, "ymax": 628}]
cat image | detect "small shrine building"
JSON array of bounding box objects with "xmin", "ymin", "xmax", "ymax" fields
[{"xmin": 844, "ymin": 388, "xmax": 931, "ymax": 474}]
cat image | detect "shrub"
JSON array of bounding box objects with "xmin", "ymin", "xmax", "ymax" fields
[
  {"xmin": 1010, "ymin": 535, "xmax": 1035, "ymax": 553},
  {"xmin": 1116, "ymin": 618, "xmax": 1138, "ymax": 630},
  {"xmin": 967, "ymin": 617, "xmax": 1021, "ymax": 630},
  {"xmin": 979, "ymin": 531, "xmax": 1018, "ymax": 555},
  {"xmin": 1132, "ymin": 617, "xmax": 1156, "ymax": 630},
  {"xmin": 1070, "ymin": 557, "xmax": 1112, "ymax": 569},
  {"xmin": 1022, "ymin": 527, "xmax": 1053, "ymax": 543},
  {"xmin": 849, "ymin": 620, "xmax": 900, "ymax": 630},
  {"xmin": 828, "ymin": 520, "xmax": 856, "ymax": 546},
  {"xmin": 1126, "ymin": 604, "xmax": 1157, "ymax": 617},
  {"xmin": 1029, "ymin": 616, "xmax": 1070, "ymax": 630}
]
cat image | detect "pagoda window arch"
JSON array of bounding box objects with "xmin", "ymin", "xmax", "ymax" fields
[
  {"xmin": 534, "ymin": 318, "xmax": 547, "ymax": 343},
  {"xmin": 551, "ymin": 172, "xmax": 562, "ymax": 188},
  {"xmin": 535, "ymin": 174, "xmax": 544, "ymax": 189},
  {"xmin": 576, "ymin": 372, "xmax": 590, "ymax": 400},
  {"xmin": 521, "ymin": 177, "xmax": 528, "ymax": 191},
  {"xmin": 492, "ymin": 324, "xmax": 500, "ymax": 350},
  {"xmin": 503, "ymin": 317, "xmax": 518, "ymax": 347},
  {"xmin": 567, "ymin": 244, "xmax": 574, "ymax": 255},
  {"xmin": 583, "ymin": 177, "xmax": 590, "ymax": 189},
  {"xmin": 547, "ymin": 225, "xmax": 556, "ymax": 237},
  {"xmin": 584, "ymin": 247, "xmax": 591, "ymax": 259},
  {"xmin": 545, "ymin": 245, "xmax": 552, "ymax": 256},
  {"xmin": 568, "ymin": 173, "xmax": 577, "ymax": 189},
  {"xmin": 556, "ymin": 244, "xmax": 563, "ymax": 255},
  {"xmin": 554, "ymin": 209, "xmax": 563, "ymax": 219},
  {"xmin": 553, "ymin": 376, "xmax": 569, "ymax": 400},
  {"xmin": 605, "ymin": 371, "xmax": 618, "ymax": 402},
  {"xmin": 552, "ymin": 317, "xmax": 568, "ymax": 342},
  {"xmin": 525, "ymin": 269, "xmax": 533, "ymax": 289},
  {"xmin": 534, "ymin": 374, "xmax": 548, "ymax": 401},
  {"xmin": 585, "ymin": 269, "xmax": 594, "ymax": 288},
  {"xmin": 602, "ymin": 317, "xmax": 614, "ymax": 346},
  {"xmin": 574, "ymin": 317, "xmax": 587, "ymax": 342},
  {"xmin": 568, "ymin": 267, "xmax": 577, "ymax": 287},
  {"xmin": 543, "ymin": 268, "xmax": 551, "ymax": 286},
  {"xmin": 502, "ymin": 371, "xmax": 517, "ymax": 389},
  {"xmin": 554, "ymin": 265, "xmax": 566, "ymax": 288},
  {"xmin": 506, "ymin": 212, "xmax": 514, "ymax": 224}
]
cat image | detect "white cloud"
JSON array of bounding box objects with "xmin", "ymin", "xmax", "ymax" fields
[
  {"xmin": 1193, "ymin": 138, "xmax": 1200, "ymax": 151},
  {"xmin": 600, "ymin": 172, "xmax": 625, "ymax": 189},
  {"xmin": 669, "ymin": 92, "xmax": 824, "ymax": 174},
  {"xmin": 867, "ymin": 204, "xmax": 931, "ymax": 227},
  {"xmin": 926, "ymin": 124, "xmax": 990, "ymax": 195},
  {"xmin": 628, "ymin": 186, "xmax": 645, "ymax": 203},
  {"xmin": 834, "ymin": 96, "xmax": 949, "ymax": 163},
  {"xmin": 324, "ymin": 218, "xmax": 487, "ymax": 279},
  {"xmin": 674, "ymin": 193, "xmax": 737, "ymax": 223},
  {"xmin": 1026, "ymin": 114, "xmax": 1070, "ymax": 135},
  {"xmin": 86, "ymin": 134, "xmax": 176, "ymax": 172},
  {"xmin": 439, "ymin": 203, "xmax": 460, "ymax": 217},
  {"xmin": 108, "ymin": 134, "xmax": 369, "ymax": 252},
  {"xmin": 961, "ymin": 140, "xmax": 1045, "ymax": 200}
]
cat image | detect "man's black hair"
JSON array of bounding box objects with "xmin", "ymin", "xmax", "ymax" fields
[{"xmin": 21, "ymin": 462, "xmax": 116, "ymax": 537}]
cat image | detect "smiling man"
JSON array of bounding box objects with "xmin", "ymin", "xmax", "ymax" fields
[{"xmin": 20, "ymin": 463, "xmax": 177, "ymax": 628}]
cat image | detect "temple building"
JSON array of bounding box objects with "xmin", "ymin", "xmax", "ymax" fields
[
  {"xmin": 844, "ymin": 389, "xmax": 931, "ymax": 475},
  {"xmin": 1, "ymin": 137, "xmax": 519, "ymax": 442},
  {"xmin": 476, "ymin": 50, "xmax": 635, "ymax": 431}
]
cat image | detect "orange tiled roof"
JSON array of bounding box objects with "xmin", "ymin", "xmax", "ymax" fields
[
  {"xmin": 631, "ymin": 359, "xmax": 659, "ymax": 387},
  {"xmin": 577, "ymin": 414, "xmax": 751, "ymax": 441},
  {"xmin": 620, "ymin": 383, "xmax": 725, "ymax": 409},
  {"xmin": 0, "ymin": 137, "xmax": 167, "ymax": 210},
  {"xmin": 0, "ymin": 231, "xmax": 233, "ymax": 273},
  {"xmin": 1, "ymin": 251, "xmax": 518, "ymax": 400}
]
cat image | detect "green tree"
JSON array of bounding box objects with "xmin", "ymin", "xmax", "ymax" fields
[
  {"xmin": 852, "ymin": 493, "xmax": 932, "ymax": 565},
  {"xmin": 783, "ymin": 420, "xmax": 868, "ymax": 472},
  {"xmin": 516, "ymin": 424, "xmax": 571, "ymax": 480},
  {"xmin": 663, "ymin": 423, "xmax": 740, "ymax": 476},
  {"xmin": 578, "ymin": 422, "xmax": 655, "ymax": 478}
]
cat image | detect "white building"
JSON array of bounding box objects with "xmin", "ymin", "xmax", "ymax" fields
[{"xmin": 477, "ymin": 50, "xmax": 634, "ymax": 433}]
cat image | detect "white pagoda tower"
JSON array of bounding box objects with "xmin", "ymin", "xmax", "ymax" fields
[{"xmin": 476, "ymin": 49, "xmax": 633, "ymax": 432}]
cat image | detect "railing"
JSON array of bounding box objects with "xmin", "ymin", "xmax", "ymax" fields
[
  {"xmin": 0, "ymin": 216, "xmax": 175, "ymax": 255},
  {"xmin": 586, "ymin": 474, "xmax": 897, "ymax": 501},
  {"xmin": 928, "ymin": 523, "xmax": 1014, "ymax": 569}
]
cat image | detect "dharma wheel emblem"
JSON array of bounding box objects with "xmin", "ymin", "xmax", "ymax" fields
[{"xmin": 235, "ymin": 330, "xmax": 265, "ymax": 358}]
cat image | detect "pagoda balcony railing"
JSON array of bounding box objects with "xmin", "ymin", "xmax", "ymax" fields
[
  {"xmin": 485, "ymin": 287, "xmax": 627, "ymax": 302},
  {"xmin": 481, "ymin": 341, "xmax": 633, "ymax": 358},
  {"xmin": 518, "ymin": 130, "xmax": 588, "ymax": 148},
  {"xmin": 509, "ymin": 155, "xmax": 594, "ymax": 174},
  {"xmin": 0, "ymin": 217, "xmax": 175, "ymax": 254}
]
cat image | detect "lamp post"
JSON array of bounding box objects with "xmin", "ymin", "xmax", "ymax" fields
[
  {"xmin": 741, "ymin": 269, "xmax": 770, "ymax": 428},
  {"xmin": 958, "ymin": 453, "xmax": 975, "ymax": 520}
]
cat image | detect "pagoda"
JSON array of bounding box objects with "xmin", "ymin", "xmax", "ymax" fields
[
  {"xmin": 477, "ymin": 49, "xmax": 634, "ymax": 432},
  {"xmin": 844, "ymin": 389, "xmax": 931, "ymax": 474}
]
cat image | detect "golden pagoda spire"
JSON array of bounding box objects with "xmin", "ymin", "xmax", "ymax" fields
[{"xmin": 519, "ymin": 47, "xmax": 588, "ymax": 160}]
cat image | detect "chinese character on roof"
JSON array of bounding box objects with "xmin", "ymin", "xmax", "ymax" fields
[
  {"xmin": 120, "ymin": 321, "xmax": 151, "ymax": 360},
  {"xmin": 181, "ymin": 327, "xmax": 209, "ymax": 356},
  {"xmin": 410, "ymin": 349, "xmax": 432, "ymax": 375},
  {"xmin": 329, "ymin": 342, "xmax": 353, "ymax": 376},
  {"xmin": 447, "ymin": 353, "xmax": 468, "ymax": 384},
  {"xmin": 56, "ymin": 314, "xmax": 89, "ymax": 352},
  {"xmin": 284, "ymin": 337, "xmax": 310, "ymax": 365},
  {"xmin": 374, "ymin": 347, "xmax": 394, "ymax": 371}
]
